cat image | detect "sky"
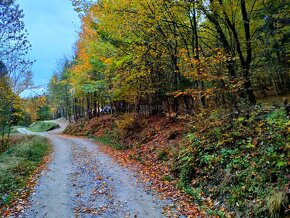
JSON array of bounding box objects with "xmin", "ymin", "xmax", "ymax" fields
[{"xmin": 17, "ymin": 0, "xmax": 80, "ymax": 97}]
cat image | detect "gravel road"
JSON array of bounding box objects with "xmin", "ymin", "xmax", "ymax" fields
[{"xmin": 16, "ymin": 120, "xmax": 172, "ymax": 218}]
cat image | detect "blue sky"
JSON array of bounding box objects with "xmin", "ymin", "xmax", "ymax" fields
[{"xmin": 18, "ymin": 0, "xmax": 80, "ymax": 97}]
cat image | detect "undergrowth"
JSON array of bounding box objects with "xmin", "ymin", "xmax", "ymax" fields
[
  {"xmin": 0, "ymin": 136, "xmax": 51, "ymax": 210},
  {"xmin": 174, "ymin": 107, "xmax": 289, "ymax": 217},
  {"xmin": 89, "ymin": 134, "xmax": 124, "ymax": 150},
  {"xmin": 63, "ymin": 106, "xmax": 289, "ymax": 217}
]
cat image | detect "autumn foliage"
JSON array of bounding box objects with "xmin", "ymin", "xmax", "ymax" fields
[{"xmin": 51, "ymin": 0, "xmax": 289, "ymax": 217}]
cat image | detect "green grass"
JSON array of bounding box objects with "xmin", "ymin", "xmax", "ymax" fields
[
  {"xmin": 10, "ymin": 126, "xmax": 22, "ymax": 134},
  {"xmin": 0, "ymin": 135, "xmax": 51, "ymax": 209},
  {"xmin": 89, "ymin": 134, "xmax": 124, "ymax": 150},
  {"xmin": 0, "ymin": 126, "xmax": 20, "ymax": 135},
  {"xmin": 28, "ymin": 121, "xmax": 59, "ymax": 132}
]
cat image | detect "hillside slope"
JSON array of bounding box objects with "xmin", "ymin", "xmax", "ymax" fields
[{"xmin": 64, "ymin": 107, "xmax": 289, "ymax": 217}]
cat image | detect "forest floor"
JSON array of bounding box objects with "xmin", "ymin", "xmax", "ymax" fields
[
  {"xmin": 63, "ymin": 105, "xmax": 289, "ymax": 217},
  {"xmin": 12, "ymin": 119, "xmax": 178, "ymax": 218}
]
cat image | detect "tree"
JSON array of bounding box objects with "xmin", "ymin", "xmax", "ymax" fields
[
  {"xmin": 55, "ymin": 0, "xmax": 289, "ymax": 120},
  {"xmin": 0, "ymin": 0, "xmax": 32, "ymax": 148},
  {"xmin": 48, "ymin": 58, "xmax": 75, "ymax": 121},
  {"xmin": 252, "ymin": 0, "xmax": 290, "ymax": 95},
  {"xmin": 37, "ymin": 105, "xmax": 52, "ymax": 121},
  {"xmin": 0, "ymin": 0, "xmax": 32, "ymax": 94}
]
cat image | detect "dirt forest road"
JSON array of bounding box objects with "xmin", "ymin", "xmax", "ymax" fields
[{"xmin": 16, "ymin": 120, "xmax": 173, "ymax": 218}]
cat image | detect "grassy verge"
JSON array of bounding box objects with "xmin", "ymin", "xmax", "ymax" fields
[
  {"xmin": 0, "ymin": 126, "xmax": 20, "ymax": 135},
  {"xmin": 28, "ymin": 121, "xmax": 59, "ymax": 132},
  {"xmin": 0, "ymin": 135, "xmax": 51, "ymax": 210},
  {"xmin": 89, "ymin": 134, "xmax": 124, "ymax": 150}
]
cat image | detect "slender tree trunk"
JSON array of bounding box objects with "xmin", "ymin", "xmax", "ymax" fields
[
  {"xmin": 193, "ymin": 1, "xmax": 206, "ymax": 107},
  {"xmin": 74, "ymin": 98, "xmax": 78, "ymax": 121},
  {"xmin": 97, "ymin": 101, "xmax": 100, "ymax": 117},
  {"xmin": 93, "ymin": 92, "xmax": 97, "ymax": 117},
  {"xmin": 86, "ymin": 95, "xmax": 91, "ymax": 119},
  {"xmin": 5, "ymin": 122, "xmax": 12, "ymax": 149},
  {"xmin": 241, "ymin": 0, "xmax": 256, "ymax": 104}
]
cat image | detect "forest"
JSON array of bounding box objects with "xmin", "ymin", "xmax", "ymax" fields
[
  {"xmin": 47, "ymin": 0, "xmax": 290, "ymax": 119},
  {"xmin": 0, "ymin": 0, "xmax": 289, "ymax": 217}
]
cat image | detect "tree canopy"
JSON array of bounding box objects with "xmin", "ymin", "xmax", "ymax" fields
[
  {"xmin": 48, "ymin": 0, "xmax": 289, "ymax": 120},
  {"xmin": 0, "ymin": 0, "xmax": 32, "ymax": 147}
]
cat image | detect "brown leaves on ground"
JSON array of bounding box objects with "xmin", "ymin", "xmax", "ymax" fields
[
  {"xmin": 67, "ymin": 115, "xmax": 204, "ymax": 217},
  {"xmin": 74, "ymin": 205, "xmax": 108, "ymax": 216}
]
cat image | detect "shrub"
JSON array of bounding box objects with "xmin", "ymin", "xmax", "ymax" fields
[
  {"xmin": 172, "ymin": 147, "xmax": 195, "ymax": 185},
  {"xmin": 157, "ymin": 149, "xmax": 168, "ymax": 161},
  {"xmin": 115, "ymin": 114, "xmax": 140, "ymax": 138},
  {"xmin": 173, "ymin": 108, "xmax": 289, "ymax": 216}
]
